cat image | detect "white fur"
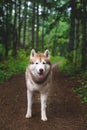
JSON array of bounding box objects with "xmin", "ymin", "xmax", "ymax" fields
[{"xmin": 25, "ymin": 49, "xmax": 52, "ymax": 121}]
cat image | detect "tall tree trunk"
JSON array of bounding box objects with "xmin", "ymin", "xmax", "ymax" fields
[
  {"xmin": 2, "ymin": 1, "xmax": 12, "ymax": 58},
  {"xmin": 42, "ymin": 0, "xmax": 46, "ymax": 51},
  {"xmin": 31, "ymin": 0, "xmax": 35, "ymax": 49},
  {"xmin": 36, "ymin": 2, "xmax": 39, "ymax": 51},
  {"xmin": 23, "ymin": 0, "xmax": 27, "ymax": 48},
  {"xmin": 5, "ymin": 4, "xmax": 9, "ymax": 57},
  {"xmin": 13, "ymin": 0, "xmax": 17, "ymax": 57},
  {"xmin": 68, "ymin": 0, "xmax": 76, "ymax": 62},
  {"xmin": 74, "ymin": 18, "xmax": 80, "ymax": 66},
  {"xmin": 18, "ymin": 0, "xmax": 21, "ymax": 47},
  {"xmin": 81, "ymin": 0, "xmax": 87, "ymax": 68},
  {"xmin": 42, "ymin": 21, "xmax": 44, "ymax": 51}
]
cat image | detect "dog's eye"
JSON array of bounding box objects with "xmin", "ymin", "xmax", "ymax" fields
[{"xmin": 43, "ymin": 62, "xmax": 46, "ymax": 64}]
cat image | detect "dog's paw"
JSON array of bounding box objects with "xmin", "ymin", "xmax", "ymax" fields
[
  {"xmin": 41, "ymin": 116, "xmax": 48, "ymax": 121},
  {"xmin": 25, "ymin": 113, "xmax": 32, "ymax": 118}
]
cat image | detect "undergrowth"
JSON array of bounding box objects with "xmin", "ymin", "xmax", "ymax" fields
[
  {"xmin": 73, "ymin": 69, "xmax": 87, "ymax": 103},
  {"xmin": 0, "ymin": 49, "xmax": 29, "ymax": 83},
  {"xmin": 0, "ymin": 50, "xmax": 61, "ymax": 83},
  {"xmin": 74, "ymin": 85, "xmax": 87, "ymax": 103},
  {"xmin": 0, "ymin": 49, "xmax": 87, "ymax": 104},
  {"xmin": 0, "ymin": 50, "xmax": 66, "ymax": 83}
]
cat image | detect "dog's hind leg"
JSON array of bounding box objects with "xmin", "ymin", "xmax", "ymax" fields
[{"xmin": 25, "ymin": 89, "xmax": 33, "ymax": 118}]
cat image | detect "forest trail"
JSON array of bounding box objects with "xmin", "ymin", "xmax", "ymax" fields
[{"xmin": 0, "ymin": 63, "xmax": 87, "ymax": 130}]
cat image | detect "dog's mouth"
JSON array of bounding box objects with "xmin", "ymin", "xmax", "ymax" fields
[{"xmin": 38, "ymin": 72, "xmax": 44, "ymax": 79}]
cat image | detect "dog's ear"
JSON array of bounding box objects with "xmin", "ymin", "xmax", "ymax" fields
[
  {"xmin": 30, "ymin": 49, "xmax": 36, "ymax": 59},
  {"xmin": 44, "ymin": 49, "xmax": 50, "ymax": 59}
]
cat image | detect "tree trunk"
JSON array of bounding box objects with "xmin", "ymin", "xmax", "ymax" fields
[
  {"xmin": 13, "ymin": 0, "xmax": 17, "ymax": 57},
  {"xmin": 42, "ymin": 0, "xmax": 46, "ymax": 51},
  {"xmin": 18, "ymin": 0, "xmax": 21, "ymax": 47},
  {"xmin": 23, "ymin": 0, "xmax": 27, "ymax": 48},
  {"xmin": 68, "ymin": 0, "xmax": 76, "ymax": 62},
  {"xmin": 74, "ymin": 19, "xmax": 80, "ymax": 66},
  {"xmin": 36, "ymin": 2, "xmax": 39, "ymax": 51},
  {"xmin": 81, "ymin": 0, "xmax": 87, "ymax": 68},
  {"xmin": 31, "ymin": 0, "xmax": 35, "ymax": 49},
  {"xmin": 5, "ymin": 4, "xmax": 9, "ymax": 57}
]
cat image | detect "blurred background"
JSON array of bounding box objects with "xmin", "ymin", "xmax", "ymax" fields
[{"xmin": 0, "ymin": 0, "xmax": 87, "ymax": 83}]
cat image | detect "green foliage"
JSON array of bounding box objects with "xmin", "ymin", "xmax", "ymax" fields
[
  {"xmin": 51, "ymin": 56, "xmax": 66, "ymax": 64},
  {"xmin": 44, "ymin": 20, "xmax": 69, "ymax": 57},
  {"xmin": 51, "ymin": 56, "xmax": 78, "ymax": 76},
  {"xmin": 51, "ymin": 55, "xmax": 80, "ymax": 75},
  {"xmin": 0, "ymin": 49, "xmax": 29, "ymax": 83},
  {"xmin": 58, "ymin": 59, "xmax": 75, "ymax": 75},
  {"xmin": 73, "ymin": 69, "xmax": 87, "ymax": 103},
  {"xmin": 74, "ymin": 85, "xmax": 87, "ymax": 103},
  {"xmin": 58, "ymin": 21, "xmax": 69, "ymax": 38}
]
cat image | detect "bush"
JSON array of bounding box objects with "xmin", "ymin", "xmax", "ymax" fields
[
  {"xmin": 0, "ymin": 49, "xmax": 29, "ymax": 83},
  {"xmin": 74, "ymin": 85, "xmax": 87, "ymax": 103}
]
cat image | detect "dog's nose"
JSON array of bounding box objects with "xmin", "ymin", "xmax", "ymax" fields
[{"xmin": 39, "ymin": 69, "xmax": 43, "ymax": 73}]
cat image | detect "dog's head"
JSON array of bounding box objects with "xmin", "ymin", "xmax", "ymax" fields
[{"xmin": 29, "ymin": 49, "xmax": 51, "ymax": 82}]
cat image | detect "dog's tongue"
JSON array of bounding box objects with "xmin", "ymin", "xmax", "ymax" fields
[{"xmin": 38, "ymin": 73, "xmax": 44, "ymax": 79}]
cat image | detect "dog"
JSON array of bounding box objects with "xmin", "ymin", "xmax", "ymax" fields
[{"xmin": 25, "ymin": 49, "xmax": 52, "ymax": 121}]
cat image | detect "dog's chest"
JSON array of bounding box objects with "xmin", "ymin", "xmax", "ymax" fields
[
  {"xmin": 27, "ymin": 76, "xmax": 49, "ymax": 92},
  {"xmin": 26, "ymin": 65, "xmax": 51, "ymax": 92}
]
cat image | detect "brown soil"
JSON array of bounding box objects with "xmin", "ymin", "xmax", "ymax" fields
[{"xmin": 0, "ymin": 64, "xmax": 87, "ymax": 130}]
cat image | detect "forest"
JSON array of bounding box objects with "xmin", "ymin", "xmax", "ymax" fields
[
  {"xmin": 0, "ymin": 0, "xmax": 87, "ymax": 99},
  {"xmin": 0, "ymin": 1, "xmax": 87, "ymax": 129}
]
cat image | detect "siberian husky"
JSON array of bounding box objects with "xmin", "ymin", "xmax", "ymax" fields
[{"xmin": 25, "ymin": 49, "xmax": 52, "ymax": 121}]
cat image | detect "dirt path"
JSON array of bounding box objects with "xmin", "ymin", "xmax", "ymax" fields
[{"xmin": 0, "ymin": 64, "xmax": 87, "ymax": 130}]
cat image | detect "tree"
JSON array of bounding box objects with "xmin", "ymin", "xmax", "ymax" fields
[
  {"xmin": 31, "ymin": 0, "xmax": 36, "ymax": 49},
  {"xmin": 4, "ymin": 2, "xmax": 9, "ymax": 57},
  {"xmin": 18, "ymin": 0, "xmax": 22, "ymax": 47},
  {"xmin": 68, "ymin": 0, "xmax": 76, "ymax": 62},
  {"xmin": 41, "ymin": 0, "xmax": 46, "ymax": 51},
  {"xmin": 81, "ymin": 0, "xmax": 87, "ymax": 68},
  {"xmin": 74, "ymin": 18, "xmax": 80, "ymax": 66},
  {"xmin": 23, "ymin": 0, "xmax": 28, "ymax": 48},
  {"xmin": 0, "ymin": 0, "xmax": 87, "ymax": 72},
  {"xmin": 12, "ymin": 0, "xmax": 17, "ymax": 57},
  {"xmin": 36, "ymin": 1, "xmax": 39, "ymax": 50}
]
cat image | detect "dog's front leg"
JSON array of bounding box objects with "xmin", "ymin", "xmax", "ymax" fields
[
  {"xmin": 40, "ymin": 93, "xmax": 48, "ymax": 121},
  {"xmin": 26, "ymin": 89, "xmax": 33, "ymax": 118}
]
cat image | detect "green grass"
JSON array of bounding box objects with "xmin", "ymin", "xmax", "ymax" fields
[
  {"xmin": 74, "ymin": 85, "xmax": 87, "ymax": 103},
  {"xmin": 0, "ymin": 50, "xmax": 29, "ymax": 83}
]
